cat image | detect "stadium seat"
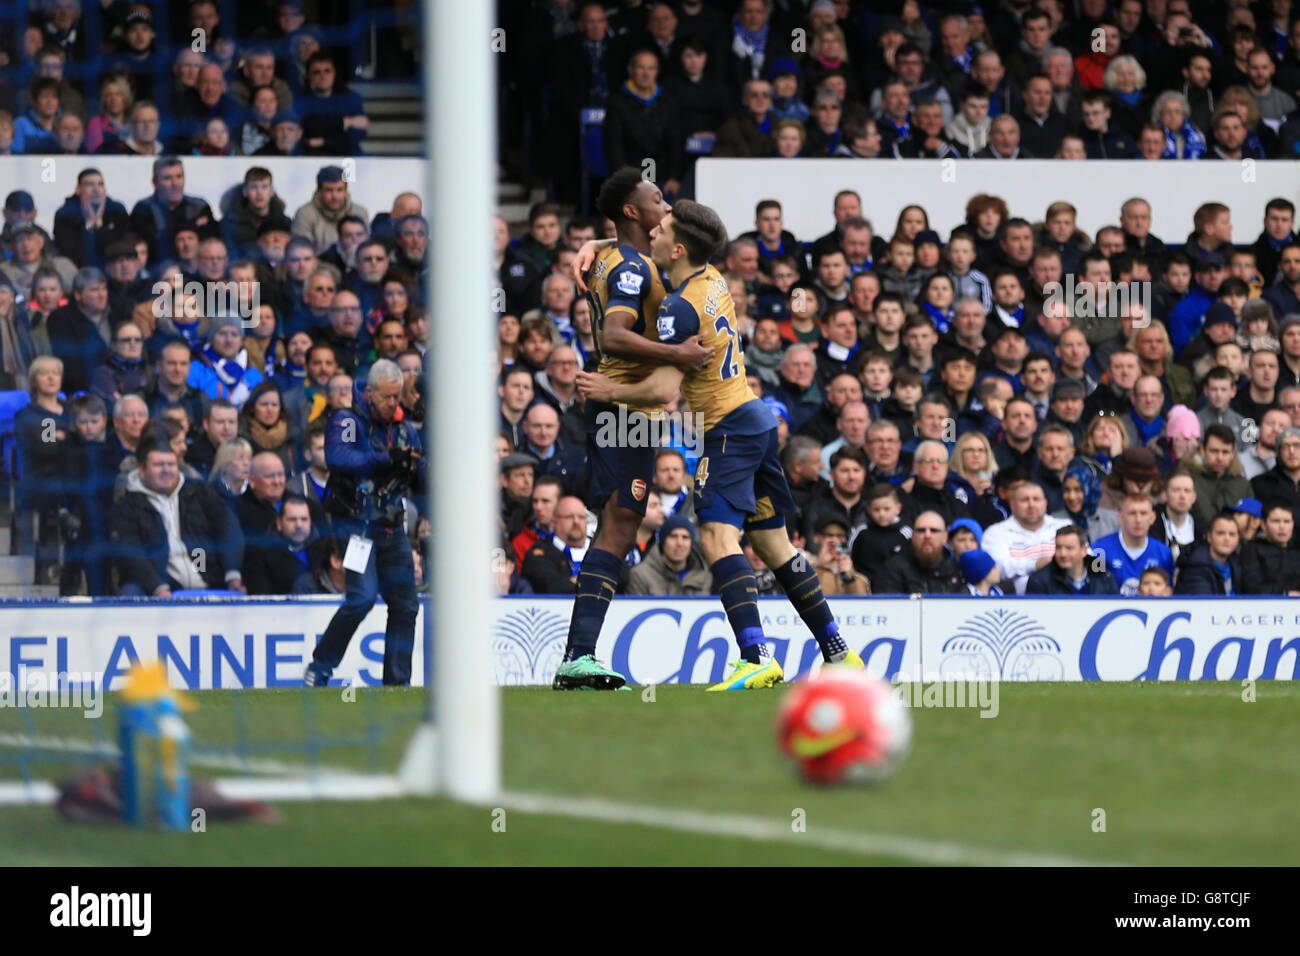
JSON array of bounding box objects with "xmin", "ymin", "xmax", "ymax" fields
[
  {"xmin": 579, "ymin": 107, "xmax": 607, "ymax": 214},
  {"xmin": 0, "ymin": 390, "xmax": 31, "ymax": 485},
  {"xmin": 685, "ymin": 134, "xmax": 715, "ymax": 156},
  {"xmin": 170, "ymin": 589, "xmax": 246, "ymax": 598}
]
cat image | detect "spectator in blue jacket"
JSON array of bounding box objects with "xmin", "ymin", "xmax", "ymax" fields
[
  {"xmin": 1169, "ymin": 252, "xmax": 1225, "ymax": 356},
  {"xmin": 188, "ymin": 316, "xmax": 265, "ymax": 407},
  {"xmin": 12, "ymin": 77, "xmax": 61, "ymax": 153}
]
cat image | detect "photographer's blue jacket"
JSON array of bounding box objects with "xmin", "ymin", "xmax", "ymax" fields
[{"xmin": 323, "ymin": 382, "xmax": 423, "ymax": 522}]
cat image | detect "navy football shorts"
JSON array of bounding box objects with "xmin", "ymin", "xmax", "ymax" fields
[
  {"xmin": 583, "ymin": 399, "xmax": 657, "ymax": 515},
  {"xmin": 693, "ymin": 425, "xmax": 796, "ymax": 530}
]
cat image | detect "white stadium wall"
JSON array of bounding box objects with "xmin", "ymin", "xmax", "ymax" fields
[
  {"xmin": 2, "ymin": 595, "xmax": 1298, "ymax": 689},
  {"xmin": 696, "ymin": 158, "xmax": 1300, "ymax": 243},
  {"xmin": 0, "ymin": 156, "xmax": 426, "ymax": 230}
]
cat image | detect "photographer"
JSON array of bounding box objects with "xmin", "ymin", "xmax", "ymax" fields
[{"xmin": 305, "ymin": 360, "xmax": 424, "ymax": 686}]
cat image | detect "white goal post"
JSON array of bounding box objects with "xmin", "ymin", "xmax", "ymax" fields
[{"xmin": 402, "ymin": 0, "xmax": 501, "ymax": 801}]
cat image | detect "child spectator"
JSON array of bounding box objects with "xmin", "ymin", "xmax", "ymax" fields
[
  {"xmin": 959, "ymin": 548, "xmax": 1005, "ymax": 595},
  {"xmin": 849, "ymin": 483, "xmax": 910, "ymax": 584},
  {"xmin": 878, "ymin": 234, "xmax": 921, "ymax": 302},
  {"xmin": 883, "ymin": 366, "xmax": 924, "ymax": 441},
  {"xmin": 1137, "ymin": 567, "xmax": 1174, "ymax": 596},
  {"xmin": 859, "ymin": 351, "xmax": 892, "ymax": 419},
  {"xmin": 946, "ymin": 232, "xmax": 992, "ymax": 313}
]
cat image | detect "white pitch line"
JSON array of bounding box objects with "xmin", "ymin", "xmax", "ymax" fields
[
  {"xmin": 0, "ymin": 732, "xmax": 350, "ymax": 778},
  {"xmin": 499, "ymin": 790, "xmax": 1116, "ymax": 867},
  {"xmin": 0, "ymin": 774, "xmax": 405, "ymax": 806},
  {"xmin": 0, "ymin": 776, "xmax": 1118, "ymax": 864},
  {"xmin": 213, "ymin": 774, "xmax": 405, "ymax": 802}
]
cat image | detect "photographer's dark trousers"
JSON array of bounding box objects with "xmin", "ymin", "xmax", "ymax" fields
[{"xmin": 313, "ymin": 523, "xmax": 419, "ymax": 685}]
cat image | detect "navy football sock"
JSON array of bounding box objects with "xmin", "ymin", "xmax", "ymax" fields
[
  {"xmin": 775, "ymin": 556, "xmax": 848, "ymax": 661},
  {"xmin": 711, "ymin": 553, "xmax": 769, "ymax": 665},
  {"xmin": 564, "ymin": 547, "xmax": 624, "ymax": 662}
]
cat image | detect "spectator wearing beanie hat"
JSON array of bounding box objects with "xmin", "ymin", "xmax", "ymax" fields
[
  {"xmin": 188, "ymin": 315, "xmax": 264, "ymax": 407},
  {"xmin": 959, "ymin": 548, "xmax": 1004, "ymax": 595},
  {"xmin": 1179, "ymin": 302, "xmax": 1240, "ymax": 385},
  {"xmin": 765, "ymin": 58, "xmax": 809, "ymax": 123},
  {"xmin": 1150, "ymin": 403, "xmax": 1202, "ymax": 474},
  {"xmin": 947, "ymin": 517, "xmax": 983, "ymax": 558},
  {"xmin": 291, "ymin": 165, "xmax": 369, "ymax": 255},
  {"xmin": 626, "ymin": 514, "xmax": 712, "ymax": 596}
]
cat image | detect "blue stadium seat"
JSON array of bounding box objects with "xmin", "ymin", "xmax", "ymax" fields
[
  {"xmin": 0, "ymin": 390, "xmax": 30, "ymax": 484},
  {"xmin": 579, "ymin": 107, "xmax": 607, "ymax": 213},
  {"xmin": 580, "ymin": 108, "xmax": 608, "ymax": 178},
  {"xmin": 685, "ymin": 134, "xmax": 716, "ymax": 156},
  {"xmin": 170, "ymin": 589, "xmax": 245, "ymax": 598}
]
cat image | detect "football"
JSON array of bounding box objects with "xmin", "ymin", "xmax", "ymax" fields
[{"xmin": 777, "ymin": 670, "xmax": 912, "ymax": 785}]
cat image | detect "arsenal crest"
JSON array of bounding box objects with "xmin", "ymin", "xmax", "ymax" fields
[{"xmin": 631, "ymin": 479, "xmax": 647, "ymax": 501}]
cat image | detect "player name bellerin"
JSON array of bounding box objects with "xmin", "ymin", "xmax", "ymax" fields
[{"xmin": 49, "ymin": 886, "xmax": 151, "ymax": 936}]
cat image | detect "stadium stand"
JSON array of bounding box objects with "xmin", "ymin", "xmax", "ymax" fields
[
  {"xmin": 489, "ymin": 0, "xmax": 1300, "ymax": 601},
  {"xmin": 0, "ymin": 0, "xmax": 424, "ymax": 596},
  {"xmin": 5, "ymin": 0, "xmax": 1300, "ymax": 602}
]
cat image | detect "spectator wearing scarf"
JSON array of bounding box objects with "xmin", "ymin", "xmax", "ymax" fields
[
  {"xmin": 765, "ymin": 58, "xmax": 809, "ymax": 123},
  {"xmin": 1051, "ymin": 462, "xmax": 1119, "ymax": 544},
  {"xmin": 729, "ymin": 4, "xmax": 772, "ymax": 90},
  {"xmin": 91, "ymin": 320, "xmax": 153, "ymax": 402},
  {"xmin": 1154, "ymin": 92, "xmax": 1205, "ymax": 158},
  {"xmin": 1124, "ymin": 374, "xmax": 1167, "ymax": 450},
  {"xmin": 188, "ymin": 315, "xmax": 264, "ymax": 407}
]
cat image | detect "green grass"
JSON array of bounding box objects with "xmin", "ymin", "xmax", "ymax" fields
[{"xmin": 2, "ymin": 682, "xmax": 1298, "ymax": 865}]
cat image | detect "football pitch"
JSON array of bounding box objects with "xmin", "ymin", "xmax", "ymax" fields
[{"xmin": 1, "ymin": 682, "xmax": 1298, "ymax": 866}]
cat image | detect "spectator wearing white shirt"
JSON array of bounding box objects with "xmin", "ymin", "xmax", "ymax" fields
[{"xmin": 981, "ymin": 481, "xmax": 1068, "ymax": 593}]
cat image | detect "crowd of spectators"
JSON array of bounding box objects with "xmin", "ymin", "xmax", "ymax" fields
[
  {"xmin": 489, "ymin": 0, "xmax": 1300, "ymax": 600},
  {"xmin": 506, "ymin": 0, "xmax": 1300, "ymax": 205},
  {"xmin": 9, "ymin": 154, "xmax": 429, "ymax": 595},
  {"xmin": 495, "ymin": 184, "xmax": 1300, "ymax": 599},
  {"xmin": 0, "ymin": 0, "xmax": 393, "ymax": 159}
]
